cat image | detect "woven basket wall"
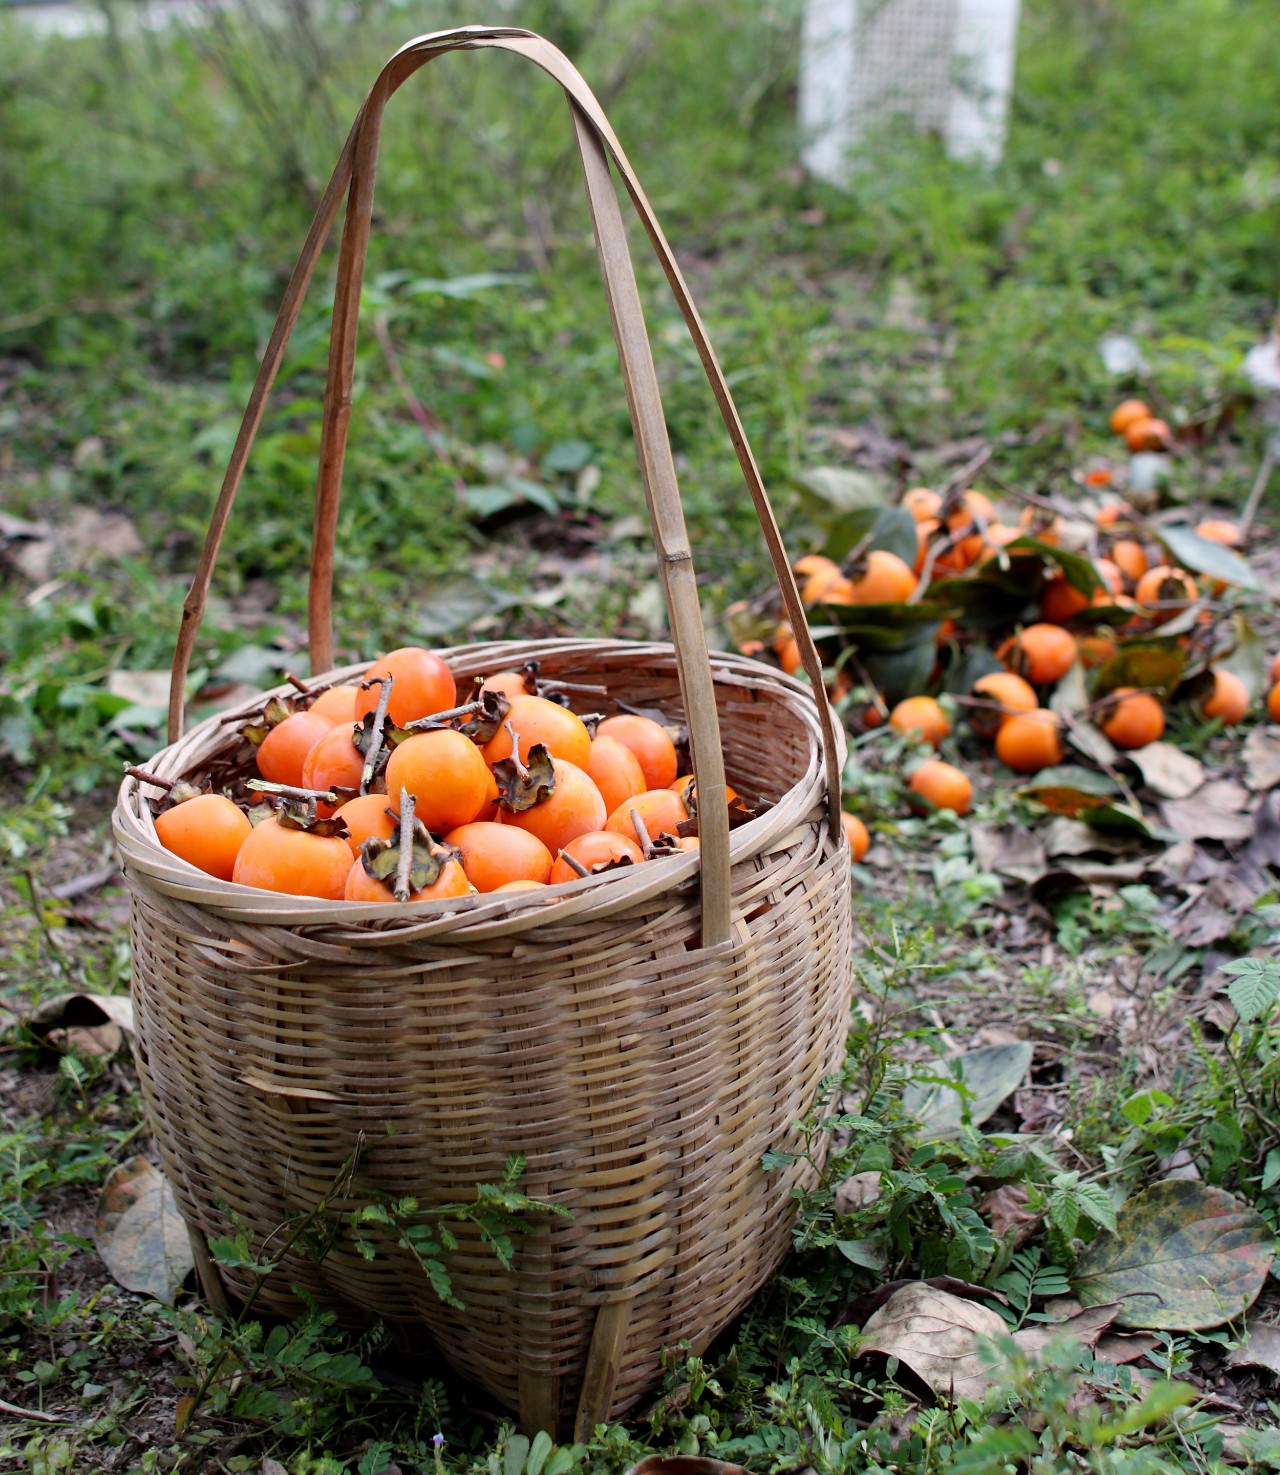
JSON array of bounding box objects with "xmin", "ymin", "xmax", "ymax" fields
[{"xmin": 115, "ymin": 640, "xmax": 853, "ymax": 1429}]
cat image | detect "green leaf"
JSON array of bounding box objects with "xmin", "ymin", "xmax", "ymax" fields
[
  {"xmin": 1093, "ymin": 640, "xmax": 1187, "ymax": 701},
  {"xmin": 794, "ymin": 465, "xmax": 888, "ymax": 513},
  {"xmin": 405, "ymin": 271, "xmax": 532, "ymax": 299},
  {"xmin": 1120, "ymin": 1089, "xmax": 1175, "ymax": 1127},
  {"xmin": 1079, "ymin": 802, "xmax": 1160, "ymax": 840},
  {"xmin": 1218, "ymin": 957, "xmax": 1280, "ymax": 1022},
  {"xmin": 525, "ymin": 1430, "xmax": 554, "ymax": 1475},
  {"xmin": 542, "ymin": 440, "xmax": 595, "ymax": 474},
  {"xmin": 1072, "ymin": 1181, "xmax": 1118, "ymax": 1234},
  {"xmin": 1073, "ymin": 1180, "xmax": 1274, "ymax": 1329},
  {"xmin": 902, "ymin": 1042, "xmax": 1035, "ymax": 1140},
  {"xmin": 1090, "ymin": 1381, "xmax": 1197, "ymax": 1444},
  {"xmin": 1158, "ymin": 525, "xmax": 1260, "ymax": 591},
  {"xmin": 868, "ymin": 506, "xmax": 921, "ymax": 567},
  {"xmin": 1006, "ymin": 537, "xmax": 1103, "ymax": 595},
  {"xmin": 504, "ymin": 1435, "xmax": 530, "ymax": 1475},
  {"xmin": 836, "ymin": 1239, "xmax": 888, "ymax": 1272},
  {"xmin": 1049, "ymin": 1191, "xmax": 1080, "ymax": 1239}
]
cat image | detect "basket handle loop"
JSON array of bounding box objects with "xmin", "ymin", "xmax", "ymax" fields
[{"xmin": 168, "ymin": 27, "xmax": 843, "ymax": 947}]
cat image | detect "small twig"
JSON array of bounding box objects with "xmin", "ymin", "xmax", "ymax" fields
[
  {"xmin": 405, "ymin": 700, "xmax": 486, "ymax": 730},
  {"xmin": 282, "ymin": 672, "xmax": 311, "ymax": 694},
  {"xmin": 629, "ymin": 808, "xmax": 655, "ymax": 859},
  {"xmin": 359, "ymin": 675, "xmax": 395, "ymax": 794},
  {"xmin": 1238, "ymin": 442, "xmax": 1276, "ymax": 542},
  {"xmin": 124, "ymin": 765, "xmax": 175, "ymax": 792},
  {"xmin": 909, "ymin": 528, "xmax": 963, "ymax": 601},
  {"xmin": 938, "ymin": 443, "xmax": 993, "ymax": 502},
  {"xmin": 558, "ymin": 851, "xmax": 591, "ymax": 878},
  {"xmin": 538, "ymin": 678, "xmax": 610, "ymax": 698},
  {"xmin": 48, "ymin": 865, "xmax": 120, "ymax": 902},
  {"xmin": 0, "ymin": 1397, "xmax": 65, "ymax": 1424},
  {"xmin": 503, "ymin": 722, "xmax": 530, "ymax": 782},
  {"xmin": 395, "ymin": 794, "xmax": 417, "ymax": 903},
  {"xmin": 246, "ymin": 780, "xmax": 344, "ymax": 805}
]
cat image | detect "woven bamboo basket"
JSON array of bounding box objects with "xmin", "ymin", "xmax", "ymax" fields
[{"xmin": 112, "ymin": 26, "xmax": 855, "ymax": 1439}]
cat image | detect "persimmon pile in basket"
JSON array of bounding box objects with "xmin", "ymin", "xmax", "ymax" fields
[
  {"xmin": 731, "ymin": 395, "xmax": 1280, "ymax": 839},
  {"xmin": 147, "ymin": 649, "xmax": 747, "ymax": 902}
]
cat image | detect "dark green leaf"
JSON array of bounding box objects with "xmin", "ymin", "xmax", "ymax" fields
[
  {"xmin": 1074, "ymin": 1180, "xmax": 1274, "ymax": 1329},
  {"xmin": 1093, "ymin": 641, "xmax": 1187, "ymax": 700},
  {"xmin": 1218, "ymin": 958, "xmax": 1280, "ymax": 1022},
  {"xmin": 1158, "ymin": 525, "xmax": 1260, "ymax": 592}
]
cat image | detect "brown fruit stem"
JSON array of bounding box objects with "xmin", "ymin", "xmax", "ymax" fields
[
  {"xmin": 283, "ymin": 672, "xmax": 312, "ymax": 694},
  {"xmin": 405, "ymin": 700, "xmax": 487, "ymax": 730},
  {"xmin": 124, "ymin": 765, "xmax": 176, "ymax": 792},
  {"xmin": 628, "ymin": 807, "xmax": 655, "ymax": 860},
  {"xmin": 558, "ymin": 851, "xmax": 591, "ymax": 878},
  {"xmin": 246, "ymin": 778, "xmax": 345, "ymax": 805},
  {"xmin": 503, "ymin": 721, "xmax": 530, "ymax": 782},
  {"xmin": 395, "ymin": 792, "xmax": 416, "ymax": 902},
  {"xmin": 359, "ymin": 675, "xmax": 395, "ymax": 795}
]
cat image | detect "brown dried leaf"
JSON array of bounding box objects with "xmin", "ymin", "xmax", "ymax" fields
[
  {"xmin": 1127, "ymin": 742, "xmax": 1205, "ymax": 801},
  {"xmin": 1243, "ymin": 728, "xmax": 1280, "ymax": 793},
  {"xmin": 95, "ymin": 1157, "xmax": 194, "ymax": 1304},
  {"xmin": 494, "ymin": 742, "xmax": 556, "ymax": 813},
  {"xmin": 26, "ymin": 992, "xmax": 135, "ymax": 1039},
  {"xmin": 970, "ymin": 822, "xmax": 1046, "ymax": 883},
  {"xmin": 1012, "ymin": 1302, "xmax": 1119, "ymax": 1359},
  {"xmin": 1225, "ymin": 1324, "xmax": 1280, "ymax": 1377},
  {"xmin": 1161, "ymin": 782, "xmax": 1255, "ymax": 844},
  {"xmin": 979, "ymin": 1183, "xmax": 1041, "ymax": 1248},
  {"xmin": 855, "ymin": 1282, "xmax": 1008, "ymax": 1400}
]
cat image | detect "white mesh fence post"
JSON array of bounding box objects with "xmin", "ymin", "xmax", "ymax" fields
[{"xmin": 799, "ymin": 0, "xmax": 1020, "ymax": 181}]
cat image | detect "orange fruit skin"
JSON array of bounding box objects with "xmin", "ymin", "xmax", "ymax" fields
[
  {"xmin": 444, "ymin": 821, "xmax": 553, "ymax": 892},
  {"xmin": 1134, "ymin": 565, "xmax": 1198, "ymax": 623},
  {"xmin": 1110, "ymin": 400, "xmax": 1150, "ymax": 435},
  {"xmin": 1124, "ymin": 416, "xmax": 1170, "ymax": 452},
  {"xmin": 480, "ymin": 670, "xmax": 535, "ymax": 702},
  {"xmin": 586, "ymin": 735, "xmax": 648, "ymax": 818},
  {"xmin": 492, "ymin": 879, "xmax": 548, "ymax": 893},
  {"xmin": 946, "ymin": 489, "xmax": 994, "ymax": 533},
  {"xmin": 605, "ymin": 787, "xmax": 689, "ymax": 848},
  {"xmin": 256, "ymin": 710, "xmax": 335, "ymax": 788},
  {"xmin": 1039, "ymin": 575, "xmax": 1090, "ymax": 625},
  {"xmin": 902, "ymin": 487, "xmax": 942, "ymax": 522},
  {"xmin": 970, "ymin": 672, "xmax": 1038, "ymax": 740},
  {"xmin": 841, "ymin": 812, "xmax": 870, "ymax": 862},
  {"xmin": 795, "ymin": 554, "xmax": 844, "ymax": 605},
  {"xmin": 1195, "ymin": 519, "xmax": 1241, "ymax": 547},
  {"xmin": 384, "ymin": 729, "xmax": 492, "ymax": 834},
  {"xmin": 343, "ymin": 852, "xmax": 471, "ymax": 904},
  {"xmin": 504, "ymin": 759, "xmax": 607, "ymax": 855},
  {"xmin": 594, "ymin": 714, "xmax": 678, "ymax": 791},
  {"xmin": 1078, "ymin": 631, "xmax": 1118, "ymax": 669},
  {"xmin": 1268, "ymin": 682, "xmax": 1280, "ymax": 723},
  {"xmin": 995, "ymin": 711, "xmax": 1064, "ymax": 773},
  {"xmin": 1100, "ymin": 688, "xmax": 1165, "ymax": 749},
  {"xmin": 154, "ymin": 794, "xmax": 251, "ymax": 882},
  {"xmin": 300, "ymin": 724, "xmax": 366, "ymax": 815},
  {"xmin": 308, "ymin": 684, "xmax": 360, "ymax": 724},
  {"xmin": 1110, "ymin": 539, "xmax": 1149, "ymax": 585},
  {"xmin": 482, "ymin": 693, "xmax": 592, "ymax": 771},
  {"xmin": 914, "ymin": 518, "xmax": 940, "ymax": 575},
  {"xmin": 670, "ymin": 772, "xmax": 738, "ymax": 806},
  {"xmin": 1002, "ymin": 624, "xmax": 1079, "ymax": 687},
  {"xmin": 828, "ymin": 549, "xmax": 918, "ymax": 605},
  {"xmin": 1270, "ymin": 653, "xmax": 1280, "ymax": 685},
  {"xmin": 1201, "ymin": 669, "xmax": 1248, "ymax": 725},
  {"xmin": 907, "ymin": 759, "xmax": 973, "ymax": 816},
  {"xmin": 888, "ymin": 695, "xmax": 950, "ymax": 748},
  {"xmin": 1095, "ymin": 559, "xmax": 1126, "ymax": 597},
  {"xmin": 549, "ymin": 831, "xmax": 645, "ymax": 885},
  {"xmin": 355, "ymin": 646, "xmax": 457, "ymax": 728},
  {"xmin": 232, "ymin": 817, "xmax": 353, "ymax": 899},
  {"xmin": 333, "ymin": 794, "xmax": 399, "ymax": 858}
]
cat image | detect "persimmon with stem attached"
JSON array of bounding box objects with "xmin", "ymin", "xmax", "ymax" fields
[
  {"xmin": 384, "ymin": 729, "xmax": 492, "ymax": 834},
  {"xmin": 355, "ymin": 647, "xmax": 456, "ymax": 727},
  {"xmin": 232, "ymin": 815, "xmax": 353, "ymax": 899}
]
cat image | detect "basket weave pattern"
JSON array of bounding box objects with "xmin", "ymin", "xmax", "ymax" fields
[{"xmin": 118, "ymin": 642, "xmax": 852, "ymax": 1422}]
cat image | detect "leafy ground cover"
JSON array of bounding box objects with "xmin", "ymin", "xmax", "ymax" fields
[{"xmin": 3, "ymin": 0, "xmax": 1280, "ymax": 1470}]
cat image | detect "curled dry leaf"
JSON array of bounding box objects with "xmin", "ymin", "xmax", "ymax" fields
[
  {"xmin": 25, "ymin": 992, "xmax": 135, "ymax": 1059},
  {"xmin": 1243, "ymin": 728, "xmax": 1280, "ymax": 793},
  {"xmin": 902, "ymin": 1041, "xmax": 1035, "ymax": 1139},
  {"xmin": 979, "ymin": 1183, "xmax": 1041, "ymax": 1248},
  {"xmin": 1161, "ymin": 782, "xmax": 1255, "ymax": 844},
  {"xmin": 856, "ymin": 1282, "xmax": 1009, "ymax": 1401},
  {"xmin": 95, "ymin": 1157, "xmax": 194, "ymax": 1305}
]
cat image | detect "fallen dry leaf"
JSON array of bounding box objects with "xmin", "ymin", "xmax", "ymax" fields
[
  {"xmin": 1127, "ymin": 742, "xmax": 1205, "ymax": 800},
  {"xmin": 95, "ymin": 1157, "xmax": 194, "ymax": 1304},
  {"xmin": 970, "ymin": 821, "xmax": 1047, "ymax": 882},
  {"xmin": 1013, "ymin": 1302, "xmax": 1119, "ymax": 1359},
  {"xmin": 979, "ymin": 1183, "xmax": 1041, "ymax": 1248},
  {"xmin": 25, "ymin": 992, "xmax": 135, "ymax": 1059},
  {"xmin": 1243, "ymin": 728, "xmax": 1280, "ymax": 792},
  {"xmin": 1225, "ymin": 1324, "xmax": 1280, "ymax": 1378},
  {"xmin": 1094, "ymin": 1331, "xmax": 1161, "ymax": 1366},
  {"xmin": 856, "ymin": 1282, "xmax": 1009, "ymax": 1400},
  {"xmin": 1161, "ymin": 782, "xmax": 1255, "ymax": 843}
]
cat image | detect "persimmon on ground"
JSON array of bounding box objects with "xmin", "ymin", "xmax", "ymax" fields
[
  {"xmin": 907, "ymin": 759, "xmax": 973, "ymax": 816},
  {"xmin": 995, "ymin": 710, "xmax": 1064, "ymax": 774},
  {"xmin": 841, "ymin": 812, "xmax": 870, "ymax": 862},
  {"xmin": 1100, "ymin": 689, "xmax": 1165, "ymax": 749},
  {"xmin": 888, "ymin": 696, "xmax": 950, "ymax": 748}
]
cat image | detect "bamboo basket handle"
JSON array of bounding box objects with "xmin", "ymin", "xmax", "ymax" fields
[{"xmin": 167, "ymin": 27, "xmax": 843, "ymax": 944}]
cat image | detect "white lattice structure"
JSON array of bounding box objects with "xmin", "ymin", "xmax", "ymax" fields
[{"xmin": 799, "ymin": 0, "xmax": 1021, "ymax": 177}]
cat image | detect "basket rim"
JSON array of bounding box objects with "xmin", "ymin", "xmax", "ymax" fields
[{"xmin": 114, "ymin": 638, "xmax": 843, "ymax": 937}]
